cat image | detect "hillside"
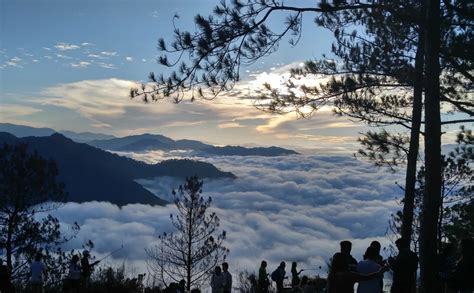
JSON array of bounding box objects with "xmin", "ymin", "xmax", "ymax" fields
[{"xmin": 0, "ymin": 132, "xmax": 235, "ymax": 206}]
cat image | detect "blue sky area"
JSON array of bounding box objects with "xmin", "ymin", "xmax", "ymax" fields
[{"xmin": 0, "ymin": 0, "xmax": 468, "ymax": 150}]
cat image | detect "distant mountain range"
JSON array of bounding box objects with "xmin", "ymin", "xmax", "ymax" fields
[
  {"xmin": 0, "ymin": 123, "xmax": 299, "ymax": 156},
  {"xmin": 0, "ymin": 132, "xmax": 235, "ymax": 206}
]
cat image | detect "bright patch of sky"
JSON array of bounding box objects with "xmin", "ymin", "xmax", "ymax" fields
[{"xmin": 0, "ymin": 0, "xmax": 469, "ymax": 149}]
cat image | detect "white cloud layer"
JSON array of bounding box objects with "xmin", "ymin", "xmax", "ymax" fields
[{"xmin": 51, "ymin": 153, "xmax": 403, "ymax": 282}]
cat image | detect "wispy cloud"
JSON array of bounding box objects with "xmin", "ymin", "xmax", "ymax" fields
[
  {"xmin": 54, "ymin": 42, "xmax": 81, "ymax": 51},
  {"xmin": 0, "ymin": 104, "xmax": 42, "ymax": 116},
  {"xmin": 70, "ymin": 61, "xmax": 91, "ymax": 68},
  {"xmin": 125, "ymin": 56, "xmax": 133, "ymax": 62},
  {"xmin": 97, "ymin": 62, "xmax": 117, "ymax": 69},
  {"xmin": 101, "ymin": 51, "xmax": 118, "ymax": 56},
  {"xmin": 81, "ymin": 42, "xmax": 94, "ymax": 46}
]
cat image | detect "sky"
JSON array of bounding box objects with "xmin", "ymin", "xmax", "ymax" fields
[
  {"xmin": 0, "ymin": 0, "xmax": 375, "ymax": 151},
  {"xmin": 0, "ymin": 0, "xmax": 469, "ymax": 151}
]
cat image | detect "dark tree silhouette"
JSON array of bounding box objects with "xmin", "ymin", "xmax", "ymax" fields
[
  {"xmin": 0, "ymin": 143, "xmax": 79, "ymax": 283},
  {"xmin": 146, "ymin": 176, "xmax": 228, "ymax": 290}
]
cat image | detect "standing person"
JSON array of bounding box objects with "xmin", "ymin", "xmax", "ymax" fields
[
  {"xmin": 290, "ymin": 262, "xmax": 303, "ymax": 288},
  {"xmin": 30, "ymin": 252, "xmax": 47, "ymax": 293},
  {"xmin": 388, "ymin": 238, "xmax": 418, "ymax": 293},
  {"xmin": 211, "ymin": 266, "xmax": 226, "ymax": 293},
  {"xmin": 369, "ymin": 241, "xmax": 385, "ymax": 293},
  {"xmin": 452, "ymin": 238, "xmax": 474, "ymax": 293},
  {"xmin": 0, "ymin": 258, "xmax": 14, "ymax": 293},
  {"xmin": 258, "ymin": 260, "xmax": 270, "ymax": 293},
  {"xmin": 222, "ymin": 262, "xmax": 232, "ymax": 293},
  {"xmin": 271, "ymin": 262, "xmax": 286, "ymax": 293},
  {"xmin": 339, "ymin": 241, "xmax": 358, "ymax": 272},
  {"xmin": 67, "ymin": 255, "xmax": 81, "ymax": 293},
  {"xmin": 357, "ymin": 246, "xmax": 382, "ymax": 293},
  {"xmin": 327, "ymin": 253, "xmax": 384, "ymax": 293},
  {"xmin": 80, "ymin": 250, "xmax": 99, "ymax": 290}
]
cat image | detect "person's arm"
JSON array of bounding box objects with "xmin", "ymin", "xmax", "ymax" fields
[{"xmin": 351, "ymin": 266, "xmax": 385, "ymax": 283}]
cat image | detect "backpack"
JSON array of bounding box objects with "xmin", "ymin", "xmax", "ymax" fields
[{"xmin": 271, "ymin": 268, "xmax": 279, "ymax": 282}]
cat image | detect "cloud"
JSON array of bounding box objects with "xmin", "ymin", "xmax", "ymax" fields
[
  {"xmin": 0, "ymin": 104, "xmax": 42, "ymax": 117},
  {"xmin": 219, "ymin": 122, "xmax": 245, "ymax": 129},
  {"xmin": 54, "ymin": 42, "xmax": 81, "ymax": 51},
  {"xmin": 50, "ymin": 154, "xmax": 402, "ymax": 279},
  {"xmin": 101, "ymin": 51, "xmax": 118, "ymax": 56},
  {"xmin": 97, "ymin": 62, "xmax": 117, "ymax": 69},
  {"xmin": 81, "ymin": 42, "xmax": 94, "ymax": 46},
  {"xmin": 126, "ymin": 56, "xmax": 133, "ymax": 62},
  {"xmin": 70, "ymin": 61, "xmax": 91, "ymax": 68}
]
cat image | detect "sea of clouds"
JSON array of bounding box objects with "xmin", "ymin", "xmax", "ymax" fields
[{"xmin": 50, "ymin": 152, "xmax": 404, "ymax": 284}]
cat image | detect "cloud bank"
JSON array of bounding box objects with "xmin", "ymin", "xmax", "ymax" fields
[{"xmin": 51, "ymin": 153, "xmax": 403, "ymax": 281}]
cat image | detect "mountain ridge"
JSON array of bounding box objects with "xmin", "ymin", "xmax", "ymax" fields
[
  {"xmin": 0, "ymin": 132, "xmax": 235, "ymax": 206},
  {"xmin": 0, "ymin": 123, "xmax": 299, "ymax": 156}
]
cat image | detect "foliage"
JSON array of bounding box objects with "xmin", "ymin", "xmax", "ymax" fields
[
  {"xmin": 390, "ymin": 127, "xmax": 473, "ymax": 249},
  {"xmin": 0, "ymin": 143, "xmax": 80, "ymax": 284},
  {"xmin": 146, "ymin": 176, "xmax": 228, "ymax": 290}
]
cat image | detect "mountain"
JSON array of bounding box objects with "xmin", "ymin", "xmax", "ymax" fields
[
  {"xmin": 90, "ymin": 134, "xmax": 299, "ymax": 156},
  {"xmin": 0, "ymin": 123, "xmax": 299, "ymax": 156},
  {"xmin": 59, "ymin": 130, "xmax": 115, "ymax": 142},
  {"xmin": 0, "ymin": 132, "xmax": 235, "ymax": 206},
  {"xmin": 0, "ymin": 123, "xmax": 56, "ymax": 137},
  {"xmin": 0, "ymin": 123, "xmax": 115, "ymax": 142}
]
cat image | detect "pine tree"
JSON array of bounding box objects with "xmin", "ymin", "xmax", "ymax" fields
[{"xmin": 146, "ymin": 176, "xmax": 228, "ymax": 290}]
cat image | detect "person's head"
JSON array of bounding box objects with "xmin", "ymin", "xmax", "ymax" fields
[
  {"xmin": 291, "ymin": 262, "xmax": 297, "ymax": 269},
  {"xmin": 35, "ymin": 252, "xmax": 43, "ymax": 261},
  {"xmin": 72, "ymin": 255, "xmax": 79, "ymax": 263},
  {"xmin": 83, "ymin": 250, "xmax": 90, "ymax": 258},
  {"xmin": 179, "ymin": 279, "xmax": 186, "ymax": 287},
  {"xmin": 340, "ymin": 240, "xmax": 352, "ymax": 254},
  {"xmin": 363, "ymin": 246, "xmax": 377, "ymax": 261},
  {"xmin": 395, "ymin": 238, "xmax": 408, "ymax": 251},
  {"xmin": 330, "ymin": 253, "xmax": 348, "ymax": 274},
  {"xmin": 214, "ymin": 266, "xmax": 221, "ymax": 275},
  {"xmin": 279, "ymin": 261, "xmax": 286, "ymax": 268},
  {"xmin": 370, "ymin": 241, "xmax": 381, "ymax": 254},
  {"xmin": 261, "ymin": 260, "xmax": 267, "ymax": 268},
  {"xmin": 222, "ymin": 262, "xmax": 229, "ymax": 272}
]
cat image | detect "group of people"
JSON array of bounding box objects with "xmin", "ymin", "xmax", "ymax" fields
[
  {"xmin": 250, "ymin": 237, "xmax": 473, "ymax": 293},
  {"xmin": 22, "ymin": 250, "xmax": 99, "ymax": 293},
  {"xmin": 210, "ymin": 262, "xmax": 232, "ymax": 293}
]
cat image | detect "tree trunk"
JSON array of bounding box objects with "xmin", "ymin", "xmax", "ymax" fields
[
  {"xmin": 420, "ymin": 0, "xmax": 442, "ymax": 292},
  {"xmin": 400, "ymin": 25, "xmax": 424, "ymax": 249}
]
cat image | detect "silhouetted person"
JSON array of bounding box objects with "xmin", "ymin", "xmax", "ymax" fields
[
  {"xmin": 30, "ymin": 252, "xmax": 47, "ymax": 293},
  {"xmin": 388, "ymin": 238, "xmax": 418, "ymax": 293},
  {"xmin": 211, "ymin": 266, "xmax": 225, "ymax": 293},
  {"xmin": 222, "ymin": 262, "xmax": 232, "ymax": 293},
  {"xmin": 271, "ymin": 262, "xmax": 286, "ymax": 293},
  {"xmin": 258, "ymin": 260, "xmax": 270, "ymax": 293},
  {"xmin": 0, "ymin": 258, "xmax": 14, "ymax": 293},
  {"xmin": 67, "ymin": 255, "xmax": 81, "ymax": 293},
  {"xmin": 452, "ymin": 238, "xmax": 474, "ymax": 293},
  {"xmin": 80, "ymin": 250, "xmax": 99, "ymax": 289},
  {"xmin": 291, "ymin": 262, "xmax": 303, "ymax": 288},
  {"xmin": 357, "ymin": 246, "xmax": 383, "ymax": 293},
  {"xmin": 369, "ymin": 240, "xmax": 385, "ymax": 293},
  {"xmin": 178, "ymin": 279, "xmax": 186, "ymax": 293},
  {"xmin": 327, "ymin": 252, "xmax": 384, "ymax": 293},
  {"xmin": 439, "ymin": 243, "xmax": 457, "ymax": 292},
  {"xmin": 338, "ymin": 240, "xmax": 358, "ymax": 272}
]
